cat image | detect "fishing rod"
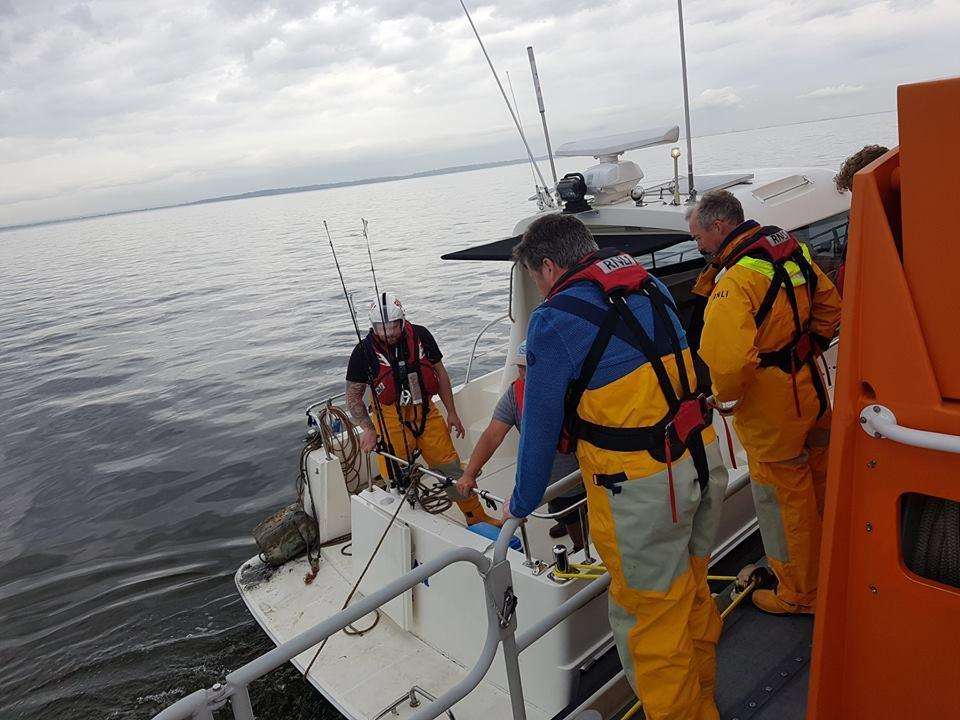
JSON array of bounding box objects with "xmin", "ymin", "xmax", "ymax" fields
[
  {"xmin": 324, "ymin": 220, "xmax": 400, "ymax": 481},
  {"xmin": 360, "ymin": 218, "xmax": 418, "ymax": 487}
]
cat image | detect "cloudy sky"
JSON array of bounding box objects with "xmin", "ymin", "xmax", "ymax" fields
[{"xmin": 1, "ymin": 0, "xmax": 957, "ymax": 226}]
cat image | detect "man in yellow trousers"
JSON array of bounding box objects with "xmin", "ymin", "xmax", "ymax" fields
[
  {"xmin": 506, "ymin": 215, "xmax": 728, "ymax": 720},
  {"xmin": 687, "ymin": 190, "xmax": 841, "ymax": 615},
  {"xmin": 344, "ymin": 291, "xmax": 497, "ymax": 526}
]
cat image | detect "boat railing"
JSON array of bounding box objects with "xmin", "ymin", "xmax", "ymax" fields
[
  {"xmin": 149, "ymin": 432, "xmax": 759, "ymax": 720},
  {"xmin": 150, "ymin": 474, "xmax": 610, "ymax": 720},
  {"xmin": 462, "ymin": 312, "xmax": 510, "ymax": 384}
]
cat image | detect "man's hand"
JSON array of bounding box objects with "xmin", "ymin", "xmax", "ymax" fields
[
  {"xmin": 360, "ymin": 428, "xmax": 378, "ymax": 453},
  {"xmin": 447, "ymin": 411, "xmax": 465, "ymax": 439},
  {"xmin": 500, "ymin": 492, "xmax": 522, "ymax": 524},
  {"xmin": 457, "ymin": 471, "xmax": 478, "ymax": 498}
]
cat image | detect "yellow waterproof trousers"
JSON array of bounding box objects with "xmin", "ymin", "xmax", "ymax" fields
[
  {"xmin": 747, "ymin": 411, "xmax": 831, "ymax": 608},
  {"xmin": 372, "ymin": 402, "xmax": 493, "ymax": 525},
  {"xmin": 583, "ymin": 442, "xmax": 728, "ymax": 720}
]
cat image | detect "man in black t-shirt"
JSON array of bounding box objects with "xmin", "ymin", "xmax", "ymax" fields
[{"xmin": 344, "ymin": 291, "xmax": 497, "ymax": 526}]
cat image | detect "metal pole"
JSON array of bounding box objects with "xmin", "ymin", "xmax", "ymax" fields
[
  {"xmin": 229, "ymin": 686, "xmax": 254, "ymax": 720},
  {"xmin": 579, "ymin": 504, "xmax": 595, "ymax": 565},
  {"xmin": 501, "ymin": 634, "xmax": 528, "ymax": 720},
  {"xmin": 527, "ymin": 46, "xmax": 558, "ymax": 188},
  {"xmin": 677, "ymin": 0, "xmax": 696, "ymax": 201}
]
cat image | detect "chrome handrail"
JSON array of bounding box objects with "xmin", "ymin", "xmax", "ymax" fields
[
  {"xmin": 859, "ymin": 404, "xmax": 960, "ymax": 455},
  {"xmin": 464, "ymin": 313, "xmax": 510, "ymax": 384}
]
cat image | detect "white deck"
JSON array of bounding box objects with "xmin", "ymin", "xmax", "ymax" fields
[{"xmin": 238, "ymin": 546, "xmax": 554, "ymax": 720}]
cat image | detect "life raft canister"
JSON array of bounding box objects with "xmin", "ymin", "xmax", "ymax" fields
[
  {"xmin": 364, "ymin": 321, "xmax": 440, "ymax": 408},
  {"xmin": 543, "ymin": 248, "xmax": 714, "ymax": 518},
  {"xmin": 721, "ymin": 225, "xmax": 832, "ymax": 418}
]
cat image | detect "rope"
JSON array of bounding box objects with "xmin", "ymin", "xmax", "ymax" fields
[{"xmin": 314, "ymin": 404, "xmax": 368, "ymax": 495}]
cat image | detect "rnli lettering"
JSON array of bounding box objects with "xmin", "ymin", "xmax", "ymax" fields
[
  {"xmin": 767, "ymin": 229, "xmax": 790, "ymax": 246},
  {"xmin": 712, "ymin": 289, "xmax": 729, "ymax": 300},
  {"xmin": 596, "ymin": 254, "xmax": 637, "ymax": 274}
]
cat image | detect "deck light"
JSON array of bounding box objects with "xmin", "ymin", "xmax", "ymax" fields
[
  {"xmin": 556, "ymin": 172, "xmax": 592, "ymax": 213},
  {"xmin": 671, "ymin": 147, "xmax": 682, "ymax": 205}
]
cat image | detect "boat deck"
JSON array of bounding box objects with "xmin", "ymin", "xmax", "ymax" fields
[{"xmin": 716, "ymin": 601, "xmax": 812, "ymax": 720}]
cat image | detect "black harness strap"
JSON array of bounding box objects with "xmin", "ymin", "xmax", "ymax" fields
[
  {"xmin": 561, "ymin": 300, "xmax": 621, "ymax": 440},
  {"xmin": 550, "ymin": 287, "xmax": 711, "ymax": 490}
]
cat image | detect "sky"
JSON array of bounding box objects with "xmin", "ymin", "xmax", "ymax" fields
[{"xmin": 1, "ymin": 0, "xmax": 958, "ymax": 227}]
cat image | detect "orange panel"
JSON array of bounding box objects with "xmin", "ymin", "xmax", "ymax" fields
[
  {"xmin": 899, "ymin": 79, "xmax": 960, "ymax": 400},
  {"xmin": 808, "ymin": 76, "xmax": 960, "ymax": 719}
]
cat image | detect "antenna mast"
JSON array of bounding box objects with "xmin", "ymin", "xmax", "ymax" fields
[
  {"xmin": 458, "ymin": 0, "xmax": 553, "ymax": 205},
  {"xmin": 677, "ymin": 0, "xmax": 696, "ymax": 201},
  {"xmin": 526, "ymin": 46, "xmax": 558, "ymax": 189}
]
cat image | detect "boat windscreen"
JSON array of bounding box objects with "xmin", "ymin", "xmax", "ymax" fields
[{"xmin": 441, "ymin": 232, "xmax": 690, "ymax": 262}]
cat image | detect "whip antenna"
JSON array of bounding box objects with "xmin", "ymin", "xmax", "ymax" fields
[
  {"xmin": 676, "ymin": 0, "xmax": 697, "ymax": 201},
  {"xmin": 458, "ymin": 0, "xmax": 553, "ymax": 203}
]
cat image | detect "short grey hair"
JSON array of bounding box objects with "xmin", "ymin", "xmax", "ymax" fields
[
  {"xmin": 512, "ymin": 214, "xmax": 599, "ymax": 271},
  {"xmin": 685, "ymin": 189, "xmax": 744, "ymax": 228}
]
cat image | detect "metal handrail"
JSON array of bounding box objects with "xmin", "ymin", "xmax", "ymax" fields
[
  {"xmin": 152, "ymin": 437, "xmax": 759, "ymax": 720},
  {"xmin": 152, "ymin": 545, "xmax": 517, "ymax": 720},
  {"xmin": 859, "ymin": 404, "xmax": 960, "ymax": 455},
  {"xmin": 464, "ymin": 313, "xmax": 510, "ymax": 384}
]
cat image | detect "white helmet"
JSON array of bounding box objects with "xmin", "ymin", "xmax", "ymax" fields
[{"xmin": 368, "ymin": 291, "xmax": 405, "ymax": 327}]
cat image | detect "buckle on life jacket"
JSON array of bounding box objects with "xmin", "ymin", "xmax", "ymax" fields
[
  {"xmin": 593, "ymin": 471, "xmax": 627, "ymax": 495},
  {"xmin": 667, "ymin": 395, "xmax": 711, "ymax": 446},
  {"xmin": 557, "ymin": 427, "xmax": 577, "ymax": 455},
  {"xmin": 793, "ymin": 333, "xmax": 813, "ymax": 364}
]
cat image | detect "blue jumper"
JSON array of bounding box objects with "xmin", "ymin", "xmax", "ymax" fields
[{"xmin": 509, "ymin": 277, "xmax": 688, "ymax": 517}]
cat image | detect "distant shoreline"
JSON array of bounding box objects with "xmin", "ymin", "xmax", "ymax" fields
[
  {"xmin": 0, "ymin": 156, "xmax": 536, "ymax": 234},
  {"xmin": 1, "ymin": 108, "xmax": 895, "ymax": 234}
]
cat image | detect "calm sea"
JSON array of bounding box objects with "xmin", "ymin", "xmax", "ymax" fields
[{"xmin": 0, "ymin": 112, "xmax": 896, "ymax": 719}]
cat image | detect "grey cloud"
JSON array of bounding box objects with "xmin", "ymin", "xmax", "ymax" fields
[{"xmin": 0, "ymin": 0, "xmax": 955, "ymax": 227}]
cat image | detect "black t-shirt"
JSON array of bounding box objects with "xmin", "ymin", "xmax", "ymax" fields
[{"xmin": 345, "ymin": 324, "xmax": 443, "ymax": 383}]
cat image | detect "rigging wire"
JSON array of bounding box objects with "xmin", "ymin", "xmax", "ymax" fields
[
  {"xmin": 458, "ymin": 0, "xmax": 552, "ymax": 203},
  {"xmin": 507, "ymin": 69, "xmax": 539, "ymax": 191}
]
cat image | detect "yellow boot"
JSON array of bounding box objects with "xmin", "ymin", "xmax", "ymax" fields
[
  {"xmin": 751, "ymin": 589, "xmax": 815, "ymax": 615},
  {"xmin": 455, "ymin": 494, "xmax": 502, "ymax": 527}
]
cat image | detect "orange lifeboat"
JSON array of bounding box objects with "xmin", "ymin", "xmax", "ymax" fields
[{"xmin": 808, "ymin": 76, "xmax": 960, "ymax": 717}]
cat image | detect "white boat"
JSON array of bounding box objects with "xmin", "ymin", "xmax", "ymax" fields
[{"xmin": 154, "ymin": 128, "xmax": 849, "ymax": 720}]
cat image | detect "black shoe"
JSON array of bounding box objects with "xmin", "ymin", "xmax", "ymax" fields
[{"xmin": 549, "ymin": 522, "xmax": 568, "ymax": 539}]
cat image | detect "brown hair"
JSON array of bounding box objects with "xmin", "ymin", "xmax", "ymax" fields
[
  {"xmin": 686, "ymin": 189, "xmax": 744, "ymax": 228},
  {"xmin": 835, "ymin": 145, "xmax": 889, "ymax": 193},
  {"xmin": 511, "ymin": 214, "xmax": 598, "ymax": 271}
]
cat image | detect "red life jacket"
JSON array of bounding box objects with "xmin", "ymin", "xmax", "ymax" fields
[
  {"xmin": 512, "ymin": 376, "xmax": 525, "ymax": 424},
  {"xmin": 721, "ymin": 225, "xmax": 831, "ymax": 418},
  {"xmin": 544, "ymin": 248, "xmax": 714, "ymax": 505},
  {"xmin": 363, "ymin": 321, "xmax": 440, "ymax": 408}
]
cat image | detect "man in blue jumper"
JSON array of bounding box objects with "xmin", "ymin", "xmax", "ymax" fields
[{"xmin": 506, "ymin": 214, "xmax": 728, "ymax": 720}]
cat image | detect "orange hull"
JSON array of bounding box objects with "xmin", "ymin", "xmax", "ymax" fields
[{"xmin": 808, "ymin": 77, "xmax": 960, "ymax": 717}]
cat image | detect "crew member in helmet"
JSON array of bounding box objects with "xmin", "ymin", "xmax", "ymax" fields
[
  {"xmin": 458, "ymin": 340, "xmax": 586, "ymax": 548},
  {"xmin": 687, "ymin": 189, "xmax": 841, "ymax": 615},
  {"xmin": 507, "ymin": 215, "xmax": 729, "ymax": 720},
  {"xmin": 344, "ymin": 291, "xmax": 497, "ymax": 526}
]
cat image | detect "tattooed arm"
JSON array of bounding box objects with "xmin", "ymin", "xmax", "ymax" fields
[{"xmin": 345, "ymin": 381, "xmax": 378, "ymax": 452}]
